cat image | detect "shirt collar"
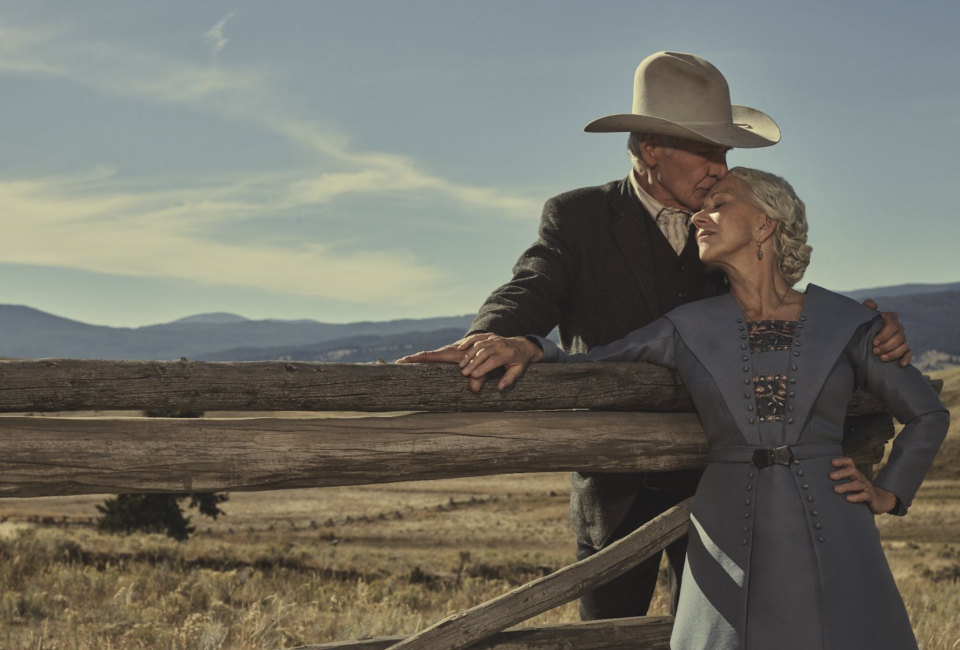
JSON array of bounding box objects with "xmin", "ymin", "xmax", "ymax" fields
[
  {"xmin": 628, "ymin": 168, "xmax": 692, "ymax": 218},
  {"xmin": 629, "ymin": 168, "xmax": 668, "ymax": 220}
]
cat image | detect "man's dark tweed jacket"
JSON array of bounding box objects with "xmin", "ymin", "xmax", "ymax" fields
[{"xmin": 470, "ymin": 175, "xmax": 727, "ymax": 550}]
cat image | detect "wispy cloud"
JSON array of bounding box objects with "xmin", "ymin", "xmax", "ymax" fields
[
  {"xmin": 0, "ymin": 13, "xmax": 539, "ymax": 309},
  {"xmin": 286, "ymin": 165, "xmax": 540, "ymax": 216},
  {"xmin": 0, "ymin": 172, "xmax": 442, "ymax": 304},
  {"xmin": 0, "ymin": 15, "xmax": 539, "ymax": 215},
  {"xmin": 203, "ymin": 11, "xmax": 236, "ymax": 58},
  {"xmin": 0, "ymin": 19, "xmax": 68, "ymax": 75}
]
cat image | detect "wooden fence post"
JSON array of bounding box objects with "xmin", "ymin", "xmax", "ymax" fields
[{"xmin": 380, "ymin": 498, "xmax": 692, "ymax": 650}]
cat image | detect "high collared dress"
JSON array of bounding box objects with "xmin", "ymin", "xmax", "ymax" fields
[{"xmin": 535, "ymin": 285, "xmax": 949, "ymax": 650}]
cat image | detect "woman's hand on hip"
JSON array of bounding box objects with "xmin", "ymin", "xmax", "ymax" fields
[{"xmin": 829, "ymin": 457, "xmax": 898, "ymax": 514}]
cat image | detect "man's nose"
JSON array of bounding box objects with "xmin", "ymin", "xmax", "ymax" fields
[{"xmin": 713, "ymin": 160, "xmax": 729, "ymax": 179}]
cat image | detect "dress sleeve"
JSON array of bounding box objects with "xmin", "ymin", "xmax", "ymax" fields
[
  {"xmin": 533, "ymin": 316, "xmax": 678, "ymax": 369},
  {"xmin": 468, "ymin": 196, "xmax": 573, "ymax": 338},
  {"xmin": 855, "ymin": 319, "xmax": 950, "ymax": 515}
]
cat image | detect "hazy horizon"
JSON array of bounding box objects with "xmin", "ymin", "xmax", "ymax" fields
[{"xmin": 3, "ymin": 276, "xmax": 958, "ymax": 329}]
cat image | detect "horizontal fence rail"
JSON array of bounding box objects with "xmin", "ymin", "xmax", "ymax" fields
[
  {"xmin": 0, "ymin": 411, "xmax": 705, "ymax": 497},
  {"xmin": 0, "ymin": 378, "xmax": 901, "ymax": 499},
  {"xmin": 293, "ymin": 617, "xmax": 675, "ymax": 650},
  {"xmin": 0, "ymin": 360, "xmax": 927, "ymax": 500},
  {"xmin": 0, "ymin": 359, "xmax": 930, "ymax": 415}
]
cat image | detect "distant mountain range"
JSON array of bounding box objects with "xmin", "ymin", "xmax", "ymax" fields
[
  {"xmin": 0, "ymin": 305, "xmax": 475, "ymax": 362},
  {"xmin": 837, "ymin": 282, "xmax": 960, "ymax": 371},
  {"xmin": 842, "ymin": 290, "xmax": 960, "ymax": 371},
  {"xmin": 1, "ymin": 281, "xmax": 957, "ymax": 369},
  {"xmin": 195, "ymin": 327, "xmax": 472, "ymax": 363},
  {"xmin": 841, "ymin": 281, "xmax": 960, "ymax": 302}
]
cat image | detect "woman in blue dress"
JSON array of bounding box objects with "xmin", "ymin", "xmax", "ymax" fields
[{"xmin": 401, "ymin": 167, "xmax": 949, "ymax": 649}]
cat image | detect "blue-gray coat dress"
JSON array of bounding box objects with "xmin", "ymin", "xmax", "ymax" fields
[{"xmin": 535, "ymin": 285, "xmax": 949, "ymax": 650}]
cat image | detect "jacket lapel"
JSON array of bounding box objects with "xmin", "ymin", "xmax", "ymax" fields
[
  {"xmin": 666, "ymin": 294, "xmax": 760, "ymax": 445},
  {"xmin": 782, "ymin": 285, "xmax": 878, "ymax": 445},
  {"xmin": 608, "ymin": 177, "xmax": 661, "ymax": 318}
]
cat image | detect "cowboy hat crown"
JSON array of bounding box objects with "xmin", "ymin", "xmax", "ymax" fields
[{"xmin": 585, "ymin": 51, "xmax": 780, "ymax": 149}]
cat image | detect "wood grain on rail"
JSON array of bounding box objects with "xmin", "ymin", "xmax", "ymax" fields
[
  {"xmin": 0, "ymin": 358, "xmax": 927, "ymax": 415},
  {"xmin": 0, "ymin": 411, "xmax": 892, "ymax": 498}
]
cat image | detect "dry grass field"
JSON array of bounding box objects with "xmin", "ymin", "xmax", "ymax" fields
[{"xmin": 0, "ymin": 367, "xmax": 958, "ymax": 650}]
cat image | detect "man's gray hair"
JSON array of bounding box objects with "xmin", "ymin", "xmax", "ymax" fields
[
  {"xmin": 627, "ymin": 133, "xmax": 687, "ymax": 173},
  {"xmin": 727, "ymin": 167, "xmax": 813, "ymax": 286}
]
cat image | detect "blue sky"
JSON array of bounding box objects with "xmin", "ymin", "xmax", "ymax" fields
[{"xmin": 1, "ymin": 0, "xmax": 957, "ymax": 326}]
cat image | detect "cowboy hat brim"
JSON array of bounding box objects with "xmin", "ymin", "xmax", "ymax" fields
[{"xmin": 584, "ymin": 105, "xmax": 781, "ymax": 149}]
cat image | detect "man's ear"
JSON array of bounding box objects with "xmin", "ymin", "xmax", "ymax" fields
[{"xmin": 640, "ymin": 135, "xmax": 661, "ymax": 168}]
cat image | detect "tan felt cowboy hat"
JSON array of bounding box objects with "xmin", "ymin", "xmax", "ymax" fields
[{"xmin": 585, "ymin": 51, "xmax": 780, "ymax": 149}]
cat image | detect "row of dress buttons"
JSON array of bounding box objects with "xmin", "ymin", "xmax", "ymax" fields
[
  {"xmin": 742, "ymin": 470, "xmax": 756, "ymax": 545},
  {"xmin": 737, "ymin": 319, "xmax": 755, "ymax": 423},
  {"xmin": 785, "ymin": 316, "xmax": 807, "ymax": 426},
  {"xmin": 795, "ymin": 459, "xmax": 826, "ymax": 543}
]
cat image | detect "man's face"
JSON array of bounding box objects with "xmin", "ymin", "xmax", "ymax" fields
[{"xmin": 649, "ymin": 139, "xmax": 730, "ymax": 211}]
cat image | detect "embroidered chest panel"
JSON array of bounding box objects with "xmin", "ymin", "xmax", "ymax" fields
[
  {"xmin": 748, "ymin": 320, "xmax": 797, "ymax": 353},
  {"xmin": 749, "ymin": 321, "xmax": 798, "ymax": 422},
  {"xmin": 748, "ymin": 320, "xmax": 797, "ymax": 422}
]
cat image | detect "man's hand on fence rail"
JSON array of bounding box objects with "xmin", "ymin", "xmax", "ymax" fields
[
  {"xmin": 396, "ymin": 333, "xmax": 496, "ymax": 366},
  {"xmin": 398, "ymin": 333, "xmax": 543, "ymax": 392}
]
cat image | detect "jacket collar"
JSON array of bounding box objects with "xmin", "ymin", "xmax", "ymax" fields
[
  {"xmin": 664, "ymin": 285, "xmax": 878, "ymax": 445},
  {"xmin": 608, "ymin": 175, "xmax": 661, "ymax": 318}
]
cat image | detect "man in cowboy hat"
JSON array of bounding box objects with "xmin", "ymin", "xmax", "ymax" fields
[{"xmin": 400, "ymin": 51, "xmax": 909, "ymax": 619}]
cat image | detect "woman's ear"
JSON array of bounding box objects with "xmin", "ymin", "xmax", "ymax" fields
[{"xmin": 756, "ymin": 215, "xmax": 777, "ymax": 243}]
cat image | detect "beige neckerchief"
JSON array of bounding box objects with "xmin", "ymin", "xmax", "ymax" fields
[{"xmin": 628, "ymin": 169, "xmax": 692, "ymax": 256}]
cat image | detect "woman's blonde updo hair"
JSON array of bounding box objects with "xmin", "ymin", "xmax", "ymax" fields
[{"xmin": 727, "ymin": 167, "xmax": 812, "ymax": 286}]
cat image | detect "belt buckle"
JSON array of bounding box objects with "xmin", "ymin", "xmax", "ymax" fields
[{"xmin": 752, "ymin": 445, "xmax": 793, "ymax": 470}]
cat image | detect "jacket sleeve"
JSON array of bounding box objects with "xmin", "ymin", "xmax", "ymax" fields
[
  {"xmin": 856, "ymin": 318, "xmax": 950, "ymax": 515},
  {"xmin": 468, "ymin": 196, "xmax": 574, "ymax": 338},
  {"xmin": 533, "ymin": 316, "xmax": 678, "ymax": 370}
]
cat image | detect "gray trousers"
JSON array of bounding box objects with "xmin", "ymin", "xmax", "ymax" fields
[{"xmin": 575, "ymin": 475, "xmax": 698, "ymax": 619}]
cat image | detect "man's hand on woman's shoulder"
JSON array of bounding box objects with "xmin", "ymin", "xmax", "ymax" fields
[{"xmin": 862, "ymin": 299, "xmax": 911, "ymax": 367}]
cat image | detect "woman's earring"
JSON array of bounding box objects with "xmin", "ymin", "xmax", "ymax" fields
[{"xmin": 756, "ymin": 240, "xmax": 763, "ymax": 261}]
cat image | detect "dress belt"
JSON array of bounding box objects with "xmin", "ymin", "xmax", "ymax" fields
[{"xmin": 707, "ymin": 444, "xmax": 843, "ymax": 470}]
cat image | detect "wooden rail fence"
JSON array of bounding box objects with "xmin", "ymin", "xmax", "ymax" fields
[{"xmin": 0, "ymin": 358, "xmax": 934, "ymax": 650}]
